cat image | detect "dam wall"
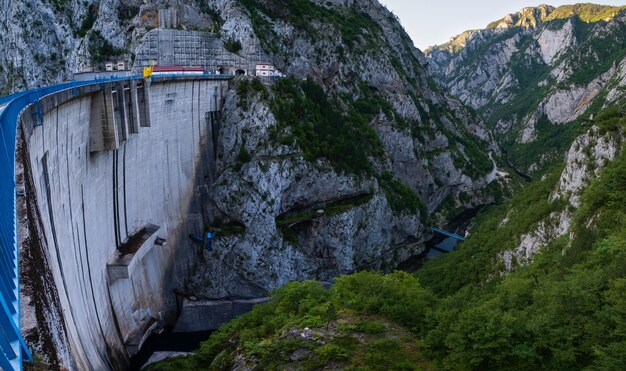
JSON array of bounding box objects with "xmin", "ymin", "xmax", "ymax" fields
[{"xmin": 18, "ymin": 77, "xmax": 230, "ymax": 369}]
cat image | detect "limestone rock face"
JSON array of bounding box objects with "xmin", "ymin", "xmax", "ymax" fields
[
  {"xmin": 500, "ymin": 125, "xmax": 623, "ymax": 272},
  {"xmin": 542, "ymin": 67, "xmax": 615, "ymax": 125},
  {"xmin": 536, "ymin": 19, "xmax": 576, "ymax": 64},
  {"xmin": 2, "ymin": 0, "xmax": 500, "ymax": 302},
  {"xmin": 181, "ymin": 0, "xmax": 501, "ymax": 298},
  {"xmin": 501, "ymin": 210, "xmax": 573, "ymax": 271},
  {"xmin": 426, "ymin": 6, "xmax": 626, "ymax": 174},
  {"xmin": 191, "ymin": 72, "xmax": 488, "ymax": 297},
  {"xmin": 552, "ymin": 126, "xmax": 621, "ymax": 208},
  {"xmin": 0, "ymin": 0, "xmax": 87, "ymax": 92}
]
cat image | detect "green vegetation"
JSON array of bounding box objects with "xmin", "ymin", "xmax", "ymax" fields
[
  {"xmin": 147, "ymin": 272, "xmax": 434, "ymax": 370},
  {"xmin": 236, "ymin": 78, "xmax": 268, "ymax": 111},
  {"xmin": 117, "ymin": 3, "xmax": 139, "ymax": 22},
  {"xmin": 87, "ymin": 30, "xmax": 124, "ymax": 65},
  {"xmin": 422, "ymin": 102, "xmax": 493, "ymax": 178},
  {"xmin": 144, "ymin": 0, "xmax": 626, "ymax": 364},
  {"xmin": 378, "ymin": 172, "xmax": 427, "ymax": 218},
  {"xmin": 193, "ymin": 0, "xmax": 222, "ymax": 33},
  {"xmin": 485, "ymin": 4, "xmax": 626, "ymax": 30},
  {"xmin": 420, "ymin": 117, "xmax": 626, "ymax": 369},
  {"xmin": 240, "ymin": 0, "xmax": 382, "ymax": 55},
  {"xmin": 545, "ymin": 3, "xmax": 626, "ymax": 23},
  {"xmin": 234, "ymin": 144, "xmax": 251, "ymax": 171},
  {"xmin": 445, "ymin": 28, "xmax": 518, "ymax": 75},
  {"xmin": 46, "ymin": 0, "xmax": 70, "ymax": 13},
  {"xmin": 206, "ymin": 220, "xmax": 246, "ymax": 237},
  {"xmin": 593, "ymin": 104, "xmax": 626, "ymax": 133},
  {"xmin": 566, "ymin": 18, "xmax": 626, "ymax": 87},
  {"xmin": 198, "ymin": 0, "xmax": 222, "ymax": 22},
  {"xmin": 77, "ymin": 4, "xmax": 98, "ymax": 37},
  {"xmin": 236, "ymin": 79, "xmax": 250, "ymax": 109},
  {"xmin": 152, "ymin": 116, "xmax": 626, "ymax": 369},
  {"xmin": 419, "ymin": 165, "xmax": 566, "ymax": 294},
  {"xmin": 276, "ymin": 193, "xmax": 373, "ymax": 228},
  {"xmin": 477, "ymin": 16, "xmax": 626, "ymax": 173},
  {"xmin": 223, "ymin": 37, "xmax": 242, "ymax": 53},
  {"xmin": 509, "ymin": 46, "xmax": 551, "ymax": 91},
  {"xmin": 240, "ymin": 78, "xmax": 432, "ymax": 220},
  {"xmin": 270, "ymin": 78, "xmax": 384, "ymax": 176},
  {"xmin": 449, "ymin": 2, "xmax": 626, "ymax": 175},
  {"xmin": 506, "ymin": 115, "xmax": 581, "ymax": 174},
  {"xmin": 276, "ymin": 193, "xmax": 373, "ymax": 245}
]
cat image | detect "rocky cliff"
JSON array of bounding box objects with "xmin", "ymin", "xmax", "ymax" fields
[
  {"xmin": 426, "ymin": 4, "xmax": 626, "ymax": 174},
  {"xmin": 189, "ymin": 0, "xmax": 503, "ymax": 298},
  {"xmin": 2, "ymin": 0, "xmax": 503, "ymax": 333},
  {"xmin": 143, "ymin": 4, "xmax": 626, "ymax": 369},
  {"xmin": 500, "ymin": 121, "xmax": 623, "ymax": 272}
]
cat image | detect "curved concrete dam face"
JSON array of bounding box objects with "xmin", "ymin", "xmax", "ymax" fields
[{"xmin": 17, "ymin": 77, "xmax": 229, "ymax": 369}]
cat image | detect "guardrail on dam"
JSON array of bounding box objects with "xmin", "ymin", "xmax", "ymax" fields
[{"xmin": 0, "ymin": 74, "xmax": 233, "ymax": 370}]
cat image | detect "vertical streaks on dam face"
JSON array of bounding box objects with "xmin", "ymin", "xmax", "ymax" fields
[
  {"xmin": 20, "ymin": 78, "xmax": 228, "ymax": 369},
  {"xmin": 32, "ymin": 97, "xmax": 112, "ymax": 369}
]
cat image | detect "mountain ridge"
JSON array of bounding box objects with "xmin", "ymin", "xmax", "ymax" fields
[
  {"xmin": 426, "ymin": 3, "xmax": 626, "ymax": 56},
  {"xmin": 425, "ymin": 2, "xmax": 626, "ymax": 174}
]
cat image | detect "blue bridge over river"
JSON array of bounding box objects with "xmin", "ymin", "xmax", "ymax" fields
[
  {"xmin": 428, "ymin": 227, "xmax": 465, "ymax": 259},
  {"xmin": 431, "ymin": 227, "xmax": 465, "ymax": 241}
]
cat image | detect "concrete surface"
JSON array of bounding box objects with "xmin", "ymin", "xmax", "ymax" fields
[
  {"xmin": 173, "ymin": 297, "xmax": 270, "ymax": 333},
  {"xmin": 18, "ymin": 77, "xmax": 230, "ymax": 369}
]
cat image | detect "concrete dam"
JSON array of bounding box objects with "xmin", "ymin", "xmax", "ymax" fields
[{"xmin": 1, "ymin": 75, "xmax": 233, "ymax": 369}]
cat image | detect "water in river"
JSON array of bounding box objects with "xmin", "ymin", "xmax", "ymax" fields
[{"xmin": 397, "ymin": 206, "xmax": 485, "ymax": 272}]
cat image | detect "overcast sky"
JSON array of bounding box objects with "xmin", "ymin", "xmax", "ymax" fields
[{"xmin": 378, "ymin": 1, "xmax": 626, "ymax": 50}]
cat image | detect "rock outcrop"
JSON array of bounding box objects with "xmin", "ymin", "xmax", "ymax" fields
[
  {"xmin": 1, "ymin": 1, "xmax": 503, "ymax": 311},
  {"xmin": 184, "ymin": 0, "xmax": 508, "ymax": 298},
  {"xmin": 426, "ymin": 4, "xmax": 626, "ymax": 174},
  {"xmin": 500, "ymin": 124, "xmax": 623, "ymax": 272}
]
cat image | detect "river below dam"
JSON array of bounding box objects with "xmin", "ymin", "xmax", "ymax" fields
[{"xmin": 397, "ymin": 206, "xmax": 484, "ymax": 272}]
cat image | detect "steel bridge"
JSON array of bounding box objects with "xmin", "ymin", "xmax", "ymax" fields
[
  {"xmin": 431, "ymin": 227, "xmax": 466, "ymax": 241},
  {"xmin": 0, "ymin": 73, "xmax": 233, "ymax": 370}
]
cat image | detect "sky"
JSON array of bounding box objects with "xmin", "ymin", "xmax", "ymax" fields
[{"xmin": 379, "ymin": 0, "xmax": 626, "ymax": 50}]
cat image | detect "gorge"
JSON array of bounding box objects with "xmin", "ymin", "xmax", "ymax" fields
[{"xmin": 0, "ymin": 1, "xmax": 625, "ymax": 370}]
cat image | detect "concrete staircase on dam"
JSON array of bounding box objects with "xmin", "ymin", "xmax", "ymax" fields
[{"xmin": 0, "ymin": 73, "xmax": 233, "ymax": 370}]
